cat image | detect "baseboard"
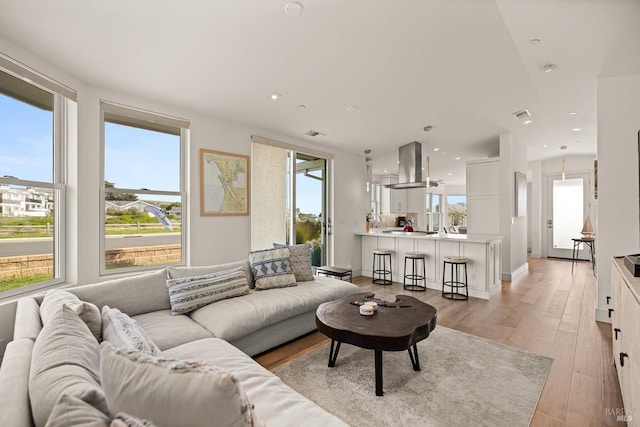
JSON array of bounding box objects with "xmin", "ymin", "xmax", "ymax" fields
[
  {"xmin": 531, "ymin": 253, "xmax": 542, "ymax": 259},
  {"xmin": 595, "ymin": 308, "xmax": 611, "ymax": 324},
  {"xmin": 502, "ymin": 263, "xmax": 529, "ymax": 282}
]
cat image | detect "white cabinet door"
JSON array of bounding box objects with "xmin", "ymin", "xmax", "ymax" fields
[{"xmin": 361, "ymin": 236, "xmax": 377, "ymax": 276}]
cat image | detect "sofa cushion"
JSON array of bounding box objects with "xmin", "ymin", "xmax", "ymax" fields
[
  {"xmin": 100, "ymin": 342, "xmax": 260, "ymax": 427},
  {"xmin": 111, "ymin": 412, "xmax": 157, "ymax": 427},
  {"xmin": 45, "ymin": 393, "xmax": 110, "ymax": 427},
  {"xmin": 273, "ymin": 243, "xmax": 314, "ymax": 282},
  {"xmin": 69, "ymin": 268, "xmax": 170, "ymax": 316},
  {"xmin": 168, "ymin": 260, "xmax": 255, "ymax": 289},
  {"xmin": 189, "ymin": 276, "xmax": 360, "ymax": 342},
  {"xmin": 30, "ymin": 304, "xmax": 109, "ymax": 427},
  {"xmin": 132, "ymin": 310, "xmax": 213, "ymax": 351},
  {"xmin": 40, "ymin": 289, "xmax": 102, "ymax": 341},
  {"xmin": 102, "ymin": 306, "xmax": 160, "ymax": 355},
  {"xmin": 14, "ymin": 297, "xmax": 42, "ymax": 341},
  {"xmin": 0, "ymin": 338, "xmax": 35, "ymax": 427},
  {"xmin": 248, "ymin": 248, "xmax": 296, "ymax": 290},
  {"xmin": 164, "ymin": 338, "xmax": 348, "ymax": 427},
  {"xmin": 165, "ymin": 267, "xmax": 251, "ymax": 315}
]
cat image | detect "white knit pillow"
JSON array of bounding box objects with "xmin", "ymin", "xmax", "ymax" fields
[{"xmin": 101, "ymin": 306, "xmax": 160, "ymax": 355}]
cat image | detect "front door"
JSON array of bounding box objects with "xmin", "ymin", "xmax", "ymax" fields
[{"xmin": 546, "ymin": 173, "xmax": 590, "ymax": 259}]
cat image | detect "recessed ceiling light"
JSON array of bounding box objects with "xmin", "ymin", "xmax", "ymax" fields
[
  {"xmin": 448, "ymin": 173, "xmax": 453, "ymax": 176},
  {"xmin": 433, "ymin": 147, "xmax": 440, "ymax": 152},
  {"xmin": 284, "ymin": 1, "xmax": 303, "ymax": 16},
  {"xmin": 383, "ymin": 169, "xmax": 388, "ymax": 173},
  {"xmin": 523, "ymin": 119, "xmax": 533, "ymax": 125},
  {"xmin": 540, "ymin": 64, "xmax": 556, "ymax": 73},
  {"xmin": 575, "ymin": 140, "xmax": 581, "ymax": 143},
  {"xmin": 571, "ymin": 128, "xmax": 582, "ymax": 132},
  {"xmin": 270, "ymin": 93, "xmax": 282, "ymax": 101},
  {"xmin": 529, "ymin": 38, "xmax": 541, "ymax": 44},
  {"xmin": 455, "ymin": 157, "xmax": 461, "ymax": 160},
  {"xmin": 569, "ymin": 111, "xmax": 577, "ymax": 115},
  {"xmin": 396, "ymin": 161, "xmax": 400, "ymax": 164},
  {"xmin": 346, "ymin": 105, "xmax": 358, "ymax": 112},
  {"xmin": 297, "ymin": 104, "xmax": 306, "ymax": 109},
  {"xmin": 543, "ymin": 144, "xmax": 548, "ymax": 148}
]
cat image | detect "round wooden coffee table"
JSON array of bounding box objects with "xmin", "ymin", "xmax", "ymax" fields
[{"xmin": 315, "ymin": 292, "xmax": 437, "ymax": 396}]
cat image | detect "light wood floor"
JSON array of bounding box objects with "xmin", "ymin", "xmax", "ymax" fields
[{"xmin": 255, "ymin": 257, "xmax": 624, "ymax": 426}]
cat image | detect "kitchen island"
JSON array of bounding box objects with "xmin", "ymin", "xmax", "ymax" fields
[{"xmin": 356, "ymin": 230, "xmax": 502, "ymax": 300}]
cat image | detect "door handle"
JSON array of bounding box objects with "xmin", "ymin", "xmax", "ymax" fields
[
  {"xmin": 620, "ymin": 352, "xmax": 629, "ymax": 367},
  {"xmin": 606, "ymin": 296, "xmax": 611, "ymax": 304},
  {"xmin": 608, "ymin": 308, "xmax": 614, "ymax": 318},
  {"xmin": 614, "ymin": 328, "xmax": 621, "ymax": 340}
]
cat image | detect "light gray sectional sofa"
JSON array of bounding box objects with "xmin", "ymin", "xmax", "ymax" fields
[{"xmin": 0, "ymin": 259, "xmax": 360, "ymax": 427}]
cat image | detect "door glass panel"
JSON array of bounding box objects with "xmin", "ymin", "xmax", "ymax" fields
[
  {"xmin": 552, "ymin": 178, "xmax": 583, "ymax": 249},
  {"xmin": 295, "ymin": 154, "xmax": 326, "ymax": 266}
]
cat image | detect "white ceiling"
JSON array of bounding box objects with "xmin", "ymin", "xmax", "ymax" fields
[{"xmin": 1, "ymin": 0, "xmax": 639, "ymax": 185}]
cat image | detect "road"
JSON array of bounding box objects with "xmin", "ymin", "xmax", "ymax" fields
[{"xmin": 0, "ymin": 233, "xmax": 181, "ymax": 257}]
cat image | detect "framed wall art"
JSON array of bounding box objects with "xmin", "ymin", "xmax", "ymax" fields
[{"xmin": 200, "ymin": 149, "xmax": 250, "ymax": 216}]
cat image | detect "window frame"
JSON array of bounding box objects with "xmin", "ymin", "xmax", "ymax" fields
[
  {"xmin": 0, "ymin": 57, "xmax": 72, "ymax": 298},
  {"xmin": 99, "ymin": 100, "xmax": 189, "ymax": 276},
  {"xmin": 446, "ymin": 193, "xmax": 468, "ymax": 231}
]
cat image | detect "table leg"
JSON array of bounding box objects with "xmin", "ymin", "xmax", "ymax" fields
[
  {"xmin": 328, "ymin": 340, "xmax": 341, "ymax": 367},
  {"xmin": 375, "ymin": 350, "xmax": 383, "ymax": 396},
  {"xmin": 408, "ymin": 344, "xmax": 421, "ymax": 371}
]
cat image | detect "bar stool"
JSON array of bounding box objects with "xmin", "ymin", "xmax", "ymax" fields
[
  {"xmin": 442, "ymin": 256, "xmax": 468, "ymax": 300},
  {"xmin": 372, "ymin": 249, "xmax": 393, "ymax": 285},
  {"xmin": 404, "ymin": 252, "xmax": 427, "ymax": 291}
]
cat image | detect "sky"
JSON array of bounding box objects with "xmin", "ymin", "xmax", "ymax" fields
[{"xmin": 1, "ymin": 93, "xmax": 322, "ymax": 214}]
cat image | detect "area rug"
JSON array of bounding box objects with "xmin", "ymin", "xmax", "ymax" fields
[{"xmin": 272, "ymin": 326, "xmax": 552, "ymax": 427}]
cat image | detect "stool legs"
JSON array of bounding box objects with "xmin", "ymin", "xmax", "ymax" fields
[
  {"xmin": 373, "ymin": 253, "xmax": 392, "ymax": 285},
  {"xmin": 442, "ymin": 261, "xmax": 468, "ymax": 300},
  {"xmin": 404, "ymin": 256, "xmax": 426, "ymax": 291}
]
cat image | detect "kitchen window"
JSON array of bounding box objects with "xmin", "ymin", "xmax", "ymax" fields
[
  {"xmin": 100, "ymin": 101, "xmax": 189, "ymax": 274},
  {"xmin": 425, "ymin": 193, "xmax": 441, "ymax": 232}
]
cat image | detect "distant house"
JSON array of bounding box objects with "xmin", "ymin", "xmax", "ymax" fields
[{"xmin": 0, "ymin": 185, "xmax": 53, "ymax": 217}]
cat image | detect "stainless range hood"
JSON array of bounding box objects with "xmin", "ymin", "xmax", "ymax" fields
[{"xmin": 384, "ymin": 141, "xmax": 438, "ymax": 189}]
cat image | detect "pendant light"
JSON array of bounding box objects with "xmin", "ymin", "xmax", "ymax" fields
[
  {"xmin": 424, "ymin": 125, "xmax": 433, "ymax": 188},
  {"xmin": 560, "ymin": 145, "xmax": 567, "ymax": 180},
  {"xmin": 365, "ymin": 149, "xmax": 372, "ymax": 192}
]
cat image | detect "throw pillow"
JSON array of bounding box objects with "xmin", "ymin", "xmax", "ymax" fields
[
  {"xmin": 101, "ymin": 306, "xmax": 161, "ymax": 355},
  {"xmin": 40, "ymin": 289, "xmax": 102, "ymax": 341},
  {"xmin": 273, "ymin": 243, "xmax": 314, "ymax": 282},
  {"xmin": 168, "ymin": 260, "xmax": 255, "ymax": 289},
  {"xmin": 111, "ymin": 413, "xmax": 157, "ymax": 427},
  {"xmin": 248, "ymin": 247, "xmax": 297, "ymax": 290},
  {"xmin": 165, "ymin": 266, "xmax": 251, "ymax": 315},
  {"xmin": 45, "ymin": 393, "xmax": 110, "ymax": 427},
  {"xmin": 30, "ymin": 304, "xmax": 110, "ymax": 427},
  {"xmin": 100, "ymin": 342, "xmax": 261, "ymax": 427}
]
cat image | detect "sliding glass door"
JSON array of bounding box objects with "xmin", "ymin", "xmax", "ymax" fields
[{"xmin": 252, "ymin": 142, "xmax": 330, "ymax": 267}]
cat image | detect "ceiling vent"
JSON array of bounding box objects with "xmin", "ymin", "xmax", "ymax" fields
[
  {"xmin": 304, "ymin": 129, "xmax": 326, "ymax": 137},
  {"xmin": 512, "ymin": 109, "xmax": 531, "ymax": 120}
]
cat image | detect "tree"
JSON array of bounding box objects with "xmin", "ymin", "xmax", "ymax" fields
[
  {"xmin": 104, "ymin": 181, "xmax": 138, "ymax": 201},
  {"xmin": 448, "ymin": 204, "xmax": 467, "ymax": 226}
]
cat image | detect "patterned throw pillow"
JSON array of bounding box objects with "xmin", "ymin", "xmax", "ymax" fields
[
  {"xmin": 111, "ymin": 412, "xmax": 157, "ymax": 427},
  {"xmin": 165, "ymin": 266, "xmax": 251, "ymax": 315},
  {"xmin": 273, "ymin": 243, "xmax": 315, "ymax": 282},
  {"xmin": 100, "ymin": 342, "xmax": 261, "ymax": 427},
  {"xmin": 101, "ymin": 306, "xmax": 161, "ymax": 355},
  {"xmin": 248, "ymin": 248, "xmax": 297, "ymax": 290}
]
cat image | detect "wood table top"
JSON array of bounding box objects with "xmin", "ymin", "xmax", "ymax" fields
[{"xmin": 315, "ymin": 292, "xmax": 437, "ymax": 352}]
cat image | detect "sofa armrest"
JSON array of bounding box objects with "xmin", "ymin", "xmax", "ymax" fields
[
  {"xmin": 0, "ymin": 338, "xmax": 35, "ymax": 427},
  {"xmin": 14, "ymin": 297, "xmax": 42, "ymax": 341}
]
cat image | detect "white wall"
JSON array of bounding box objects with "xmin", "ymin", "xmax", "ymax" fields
[
  {"xmin": 596, "ymin": 72, "xmax": 640, "ymax": 322},
  {"xmin": 0, "ymin": 37, "xmax": 367, "ymax": 355},
  {"xmin": 499, "ymin": 132, "xmax": 528, "ymax": 280}
]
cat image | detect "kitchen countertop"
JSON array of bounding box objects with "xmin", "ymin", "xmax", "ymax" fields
[{"xmin": 355, "ymin": 230, "xmax": 502, "ymax": 244}]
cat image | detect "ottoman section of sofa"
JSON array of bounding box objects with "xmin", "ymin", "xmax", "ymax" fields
[{"xmin": 188, "ymin": 276, "xmax": 360, "ymax": 343}]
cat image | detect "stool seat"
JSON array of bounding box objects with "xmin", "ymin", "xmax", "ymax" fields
[
  {"xmin": 406, "ymin": 252, "xmax": 426, "ymax": 258},
  {"xmin": 444, "ymin": 256, "xmax": 467, "ymax": 263},
  {"xmin": 373, "ymin": 249, "xmax": 393, "ymax": 255}
]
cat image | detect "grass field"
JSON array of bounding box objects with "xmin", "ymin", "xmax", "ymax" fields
[{"xmin": 0, "ymin": 274, "xmax": 52, "ymax": 292}]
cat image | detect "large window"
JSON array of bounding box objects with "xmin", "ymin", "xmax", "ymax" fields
[
  {"xmin": 425, "ymin": 193, "xmax": 441, "ymax": 231},
  {"xmin": 100, "ymin": 101, "xmax": 188, "ymax": 274},
  {"xmin": 0, "ymin": 58, "xmax": 74, "ymax": 295}
]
